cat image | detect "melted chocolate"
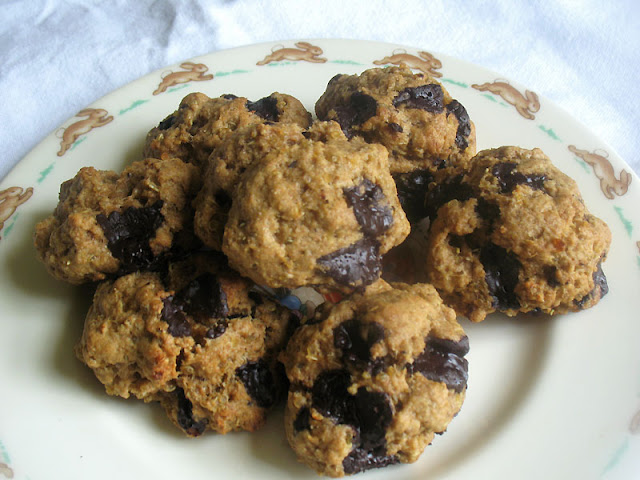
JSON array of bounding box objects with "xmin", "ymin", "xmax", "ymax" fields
[
  {"xmin": 392, "ymin": 84, "xmax": 444, "ymax": 113},
  {"xmin": 392, "ymin": 169, "xmax": 434, "ymax": 223},
  {"xmin": 175, "ymin": 273, "xmax": 229, "ymax": 322},
  {"xmin": 236, "ymin": 359, "xmax": 279, "ymax": 408},
  {"xmin": 330, "ymin": 92, "xmax": 378, "ymax": 137},
  {"xmin": 446, "ymin": 100, "xmax": 471, "ymax": 149},
  {"xmin": 316, "ymin": 238, "xmax": 382, "ymax": 287},
  {"xmin": 575, "ymin": 262, "xmax": 609, "ymax": 308},
  {"xmin": 176, "ymin": 388, "xmax": 208, "ymax": 436},
  {"xmin": 293, "ymin": 406, "xmax": 311, "ymax": 432},
  {"xmin": 423, "ymin": 175, "xmax": 475, "ymax": 221},
  {"xmin": 333, "ymin": 319, "xmax": 386, "ymax": 372},
  {"xmin": 492, "ymin": 162, "xmax": 547, "ymax": 194},
  {"xmin": 344, "ymin": 179, "xmax": 393, "ymax": 236},
  {"xmin": 310, "ymin": 370, "xmax": 396, "ymax": 474},
  {"xmin": 480, "ymin": 243, "xmax": 522, "ymax": 310},
  {"xmin": 96, "ymin": 201, "xmax": 164, "ymax": 273},
  {"xmin": 408, "ymin": 335, "xmax": 469, "ymax": 393},
  {"xmin": 246, "ymin": 95, "xmax": 280, "ymax": 122},
  {"xmin": 161, "ymin": 296, "xmax": 192, "ymax": 337}
]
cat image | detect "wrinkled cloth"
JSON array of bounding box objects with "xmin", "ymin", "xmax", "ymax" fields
[{"xmin": 1, "ymin": 0, "xmax": 638, "ymax": 181}]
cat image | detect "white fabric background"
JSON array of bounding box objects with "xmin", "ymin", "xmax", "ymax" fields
[{"xmin": 1, "ymin": 0, "xmax": 639, "ymax": 181}]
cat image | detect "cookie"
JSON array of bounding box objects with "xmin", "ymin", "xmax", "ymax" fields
[
  {"xmin": 75, "ymin": 252, "xmax": 294, "ymax": 435},
  {"xmin": 143, "ymin": 91, "xmax": 312, "ymax": 168},
  {"xmin": 422, "ymin": 146, "xmax": 611, "ymax": 321},
  {"xmin": 34, "ymin": 157, "xmax": 201, "ymax": 284},
  {"xmin": 219, "ymin": 121, "xmax": 410, "ymax": 290},
  {"xmin": 315, "ymin": 66, "xmax": 476, "ymax": 175},
  {"xmin": 280, "ymin": 281, "xmax": 469, "ymax": 477}
]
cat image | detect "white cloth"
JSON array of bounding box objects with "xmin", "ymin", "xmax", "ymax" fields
[{"xmin": 1, "ymin": 0, "xmax": 639, "ymax": 181}]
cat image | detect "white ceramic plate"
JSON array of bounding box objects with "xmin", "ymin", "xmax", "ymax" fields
[{"xmin": 1, "ymin": 39, "xmax": 639, "ymax": 480}]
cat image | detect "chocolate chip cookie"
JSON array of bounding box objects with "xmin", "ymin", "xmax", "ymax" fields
[
  {"xmin": 315, "ymin": 66, "xmax": 476, "ymax": 175},
  {"xmin": 75, "ymin": 252, "xmax": 294, "ymax": 435},
  {"xmin": 34, "ymin": 157, "xmax": 201, "ymax": 284},
  {"xmin": 421, "ymin": 146, "xmax": 611, "ymax": 321},
  {"xmin": 280, "ymin": 281, "xmax": 469, "ymax": 477},
  {"xmin": 219, "ymin": 121, "xmax": 410, "ymax": 290},
  {"xmin": 143, "ymin": 92, "xmax": 312, "ymax": 168}
]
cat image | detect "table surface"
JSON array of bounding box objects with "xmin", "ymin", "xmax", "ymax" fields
[{"xmin": 1, "ymin": 0, "xmax": 638, "ymax": 181}]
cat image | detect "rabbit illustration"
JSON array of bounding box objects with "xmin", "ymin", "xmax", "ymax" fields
[
  {"xmin": 56, "ymin": 108, "xmax": 113, "ymax": 156},
  {"xmin": 153, "ymin": 62, "xmax": 214, "ymax": 95},
  {"xmin": 472, "ymin": 80, "xmax": 540, "ymax": 120},
  {"xmin": 568, "ymin": 145, "xmax": 632, "ymax": 199},
  {"xmin": 0, "ymin": 186, "xmax": 33, "ymax": 239},
  {"xmin": 373, "ymin": 50, "xmax": 442, "ymax": 77},
  {"xmin": 256, "ymin": 42, "xmax": 327, "ymax": 65},
  {"xmin": 0, "ymin": 461, "xmax": 13, "ymax": 478}
]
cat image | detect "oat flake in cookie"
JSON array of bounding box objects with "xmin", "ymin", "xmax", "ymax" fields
[
  {"xmin": 143, "ymin": 91, "xmax": 312, "ymax": 168},
  {"xmin": 315, "ymin": 66, "xmax": 476, "ymax": 175},
  {"xmin": 280, "ymin": 281, "xmax": 469, "ymax": 477},
  {"xmin": 75, "ymin": 252, "xmax": 293, "ymax": 435},
  {"xmin": 34, "ymin": 157, "xmax": 201, "ymax": 285},
  {"xmin": 221, "ymin": 121, "xmax": 410, "ymax": 291},
  {"xmin": 422, "ymin": 146, "xmax": 611, "ymax": 322}
]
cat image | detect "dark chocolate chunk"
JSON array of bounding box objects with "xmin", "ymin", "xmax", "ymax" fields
[
  {"xmin": 423, "ymin": 175, "xmax": 474, "ymax": 221},
  {"xmin": 222, "ymin": 93, "xmax": 238, "ymax": 100},
  {"xmin": 544, "ymin": 265, "xmax": 560, "ymax": 287},
  {"xmin": 330, "ymin": 92, "xmax": 378, "ymax": 137},
  {"xmin": 492, "ymin": 162, "xmax": 547, "ymax": 194},
  {"xmin": 205, "ymin": 320, "xmax": 228, "ymax": 339},
  {"xmin": 236, "ymin": 359, "xmax": 278, "ymax": 408},
  {"xmin": 161, "ymin": 296, "xmax": 192, "ymax": 337},
  {"xmin": 175, "ymin": 273, "xmax": 229, "ymax": 322},
  {"xmin": 342, "ymin": 447, "xmax": 399, "ymax": 475},
  {"xmin": 480, "ymin": 243, "xmax": 522, "ymax": 310},
  {"xmin": 474, "ymin": 198, "xmax": 500, "ymax": 225},
  {"xmin": 176, "ymin": 388, "xmax": 208, "ymax": 436},
  {"xmin": 353, "ymin": 388, "xmax": 393, "ymax": 450},
  {"xmin": 575, "ymin": 261, "xmax": 609, "ymax": 308},
  {"xmin": 408, "ymin": 335, "xmax": 469, "ymax": 393},
  {"xmin": 344, "ymin": 179, "xmax": 393, "ymax": 236},
  {"xmin": 392, "ymin": 84, "xmax": 444, "ymax": 113},
  {"xmin": 388, "ymin": 122, "xmax": 403, "ymax": 133},
  {"xmin": 446, "ymin": 100, "xmax": 471, "ymax": 150},
  {"xmin": 311, "ymin": 369, "xmax": 355, "ymax": 424},
  {"xmin": 246, "ymin": 95, "xmax": 280, "ymax": 122},
  {"xmin": 317, "ymin": 238, "xmax": 382, "ymax": 287},
  {"xmin": 333, "ymin": 319, "xmax": 385, "ymax": 370},
  {"xmin": 158, "ymin": 114, "xmax": 177, "ymax": 130},
  {"xmin": 96, "ymin": 201, "xmax": 164, "ymax": 273},
  {"xmin": 293, "ymin": 407, "xmax": 311, "ymax": 432},
  {"xmin": 392, "ymin": 169, "xmax": 434, "ymax": 223},
  {"xmin": 311, "ymin": 370, "xmax": 397, "ymax": 474}
]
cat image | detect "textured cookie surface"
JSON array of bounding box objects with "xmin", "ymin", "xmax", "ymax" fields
[
  {"xmin": 75, "ymin": 253, "xmax": 293, "ymax": 435},
  {"xmin": 143, "ymin": 92, "xmax": 312, "ymax": 168},
  {"xmin": 34, "ymin": 157, "xmax": 200, "ymax": 284},
  {"xmin": 280, "ymin": 281, "xmax": 469, "ymax": 477},
  {"xmin": 219, "ymin": 121, "xmax": 410, "ymax": 290},
  {"xmin": 422, "ymin": 146, "xmax": 611, "ymax": 321},
  {"xmin": 315, "ymin": 66, "xmax": 476, "ymax": 175}
]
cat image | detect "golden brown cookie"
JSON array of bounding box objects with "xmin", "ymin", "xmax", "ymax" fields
[
  {"xmin": 421, "ymin": 146, "xmax": 611, "ymax": 321},
  {"xmin": 34, "ymin": 157, "xmax": 201, "ymax": 284},
  {"xmin": 315, "ymin": 66, "xmax": 476, "ymax": 175},
  {"xmin": 143, "ymin": 91, "xmax": 312, "ymax": 168},
  {"xmin": 75, "ymin": 252, "xmax": 294, "ymax": 436},
  {"xmin": 280, "ymin": 281, "xmax": 469, "ymax": 477},
  {"xmin": 218, "ymin": 121, "xmax": 410, "ymax": 290}
]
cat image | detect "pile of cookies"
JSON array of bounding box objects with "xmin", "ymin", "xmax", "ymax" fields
[{"xmin": 34, "ymin": 66, "xmax": 610, "ymax": 477}]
